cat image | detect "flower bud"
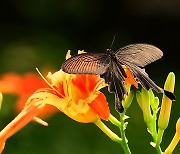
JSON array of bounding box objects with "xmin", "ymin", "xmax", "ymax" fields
[
  {"xmin": 158, "ymin": 72, "xmax": 175, "ymax": 130},
  {"xmin": 122, "ymin": 91, "xmax": 134, "ymax": 111},
  {"xmin": 148, "ymin": 89, "xmax": 159, "ymax": 113},
  {"xmin": 136, "ymin": 89, "xmax": 152, "ymax": 125}
]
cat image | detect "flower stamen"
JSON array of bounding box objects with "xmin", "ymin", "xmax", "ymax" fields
[{"xmin": 36, "ymin": 68, "xmax": 65, "ymax": 98}]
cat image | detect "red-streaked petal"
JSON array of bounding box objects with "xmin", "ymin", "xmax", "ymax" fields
[
  {"xmin": 71, "ymin": 74, "xmax": 103, "ymax": 101},
  {"xmin": 89, "ymin": 92, "xmax": 110, "ymax": 120}
]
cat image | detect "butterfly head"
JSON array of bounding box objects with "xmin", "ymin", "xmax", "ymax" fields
[{"xmin": 106, "ymin": 48, "xmax": 113, "ymax": 54}]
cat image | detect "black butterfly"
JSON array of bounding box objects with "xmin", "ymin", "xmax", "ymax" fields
[{"xmin": 61, "ymin": 44, "xmax": 175, "ymax": 113}]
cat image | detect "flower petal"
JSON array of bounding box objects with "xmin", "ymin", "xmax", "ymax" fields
[
  {"xmin": 46, "ymin": 71, "xmax": 66, "ymax": 97},
  {"xmin": 0, "ymin": 73, "xmax": 22, "ymax": 94},
  {"xmin": 123, "ymin": 66, "xmax": 138, "ymax": 88},
  {"xmin": 71, "ymin": 74, "xmax": 105, "ymax": 103},
  {"xmin": 89, "ymin": 92, "xmax": 110, "ymax": 120},
  {"xmin": 0, "ymin": 72, "xmax": 49, "ymax": 113},
  {"xmin": 0, "ymin": 103, "xmax": 42, "ymax": 151},
  {"xmin": 26, "ymin": 88, "xmax": 99, "ymax": 123}
]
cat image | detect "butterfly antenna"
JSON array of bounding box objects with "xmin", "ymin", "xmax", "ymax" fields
[{"xmin": 110, "ymin": 35, "xmax": 116, "ymax": 49}]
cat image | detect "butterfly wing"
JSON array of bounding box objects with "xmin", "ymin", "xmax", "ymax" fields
[
  {"xmin": 115, "ymin": 43, "xmax": 168, "ymax": 96},
  {"xmin": 115, "ymin": 43, "xmax": 163, "ymax": 67},
  {"xmin": 62, "ymin": 53, "xmax": 110, "ymax": 75},
  {"xmin": 128, "ymin": 64, "xmax": 163, "ymax": 93},
  {"xmin": 116, "ymin": 43, "xmax": 175, "ymax": 101}
]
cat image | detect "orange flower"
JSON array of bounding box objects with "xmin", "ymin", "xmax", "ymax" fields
[
  {"xmin": 30, "ymin": 69, "xmax": 110, "ymax": 123},
  {"xmin": 0, "ymin": 51, "xmax": 110, "ymax": 152},
  {"xmin": 0, "ymin": 72, "xmax": 57, "ymax": 118}
]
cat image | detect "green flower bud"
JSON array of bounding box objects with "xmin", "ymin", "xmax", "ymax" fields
[{"xmin": 136, "ymin": 89, "xmax": 152, "ymax": 125}]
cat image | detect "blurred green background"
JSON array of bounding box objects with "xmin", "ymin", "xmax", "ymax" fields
[{"xmin": 0, "ymin": 0, "xmax": 180, "ymax": 153}]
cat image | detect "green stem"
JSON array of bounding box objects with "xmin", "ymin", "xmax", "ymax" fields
[
  {"xmin": 109, "ymin": 114, "xmax": 121, "ymax": 127},
  {"xmin": 156, "ymin": 145, "xmax": 163, "ymax": 154},
  {"xmin": 151, "ymin": 112, "xmax": 157, "ymax": 141},
  {"xmin": 156, "ymin": 129, "xmax": 164, "ymax": 146},
  {"xmin": 94, "ymin": 118, "xmax": 122, "ymax": 143},
  {"xmin": 146, "ymin": 110, "xmax": 157, "ymax": 143},
  {"xmin": 151, "ymin": 112, "xmax": 163, "ymax": 154},
  {"xmin": 119, "ymin": 113, "xmax": 131, "ymax": 154},
  {"xmin": 154, "ymin": 129, "xmax": 163, "ymax": 153}
]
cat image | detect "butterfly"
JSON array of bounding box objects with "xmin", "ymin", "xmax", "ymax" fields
[{"xmin": 61, "ymin": 43, "xmax": 175, "ymax": 113}]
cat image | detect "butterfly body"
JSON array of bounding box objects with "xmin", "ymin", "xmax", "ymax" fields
[{"xmin": 62, "ymin": 44, "xmax": 175, "ymax": 113}]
